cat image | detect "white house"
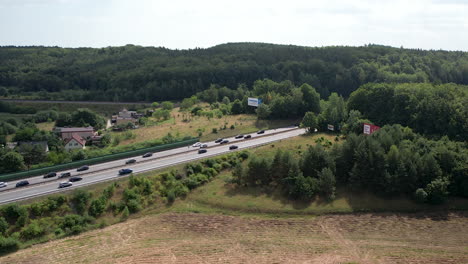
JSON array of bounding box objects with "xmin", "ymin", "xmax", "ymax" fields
[{"xmin": 64, "ymin": 134, "xmax": 86, "ymax": 151}]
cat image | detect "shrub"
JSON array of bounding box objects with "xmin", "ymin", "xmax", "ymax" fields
[
  {"xmin": 121, "ymin": 206, "xmax": 130, "ymax": 220},
  {"xmin": 0, "ymin": 236, "xmax": 20, "ymax": 255},
  {"xmin": 126, "ymin": 200, "xmax": 142, "ymax": 213},
  {"xmin": 20, "ymin": 221, "xmax": 44, "ymax": 240},
  {"xmin": 1, "ymin": 204, "xmax": 28, "ymax": 227},
  {"xmin": 414, "ymin": 188, "xmax": 428, "ymax": 203},
  {"xmin": 88, "ymin": 198, "xmax": 106, "ymax": 217},
  {"xmin": 238, "ymin": 151, "xmax": 250, "ymax": 160},
  {"xmin": 71, "ymin": 190, "xmax": 91, "ymax": 215},
  {"xmin": 212, "ymin": 128, "xmax": 218, "ymax": 134},
  {"xmin": 0, "ymin": 217, "xmax": 8, "ymax": 235}
]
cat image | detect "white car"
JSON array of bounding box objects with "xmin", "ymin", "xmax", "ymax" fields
[
  {"xmin": 200, "ymin": 144, "xmax": 208, "ymax": 148},
  {"xmin": 192, "ymin": 142, "xmax": 202, "ymax": 147},
  {"xmin": 58, "ymin": 182, "xmax": 73, "ymax": 188},
  {"xmin": 0, "ymin": 182, "xmax": 7, "ymax": 188}
]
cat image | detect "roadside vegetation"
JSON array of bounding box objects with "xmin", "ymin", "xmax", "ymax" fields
[{"xmin": 0, "ymin": 151, "xmax": 249, "ymax": 255}]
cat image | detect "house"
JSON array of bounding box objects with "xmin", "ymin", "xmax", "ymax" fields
[
  {"xmin": 64, "ymin": 134, "xmax": 86, "ymax": 151},
  {"xmin": 111, "ymin": 108, "xmax": 141, "ymax": 126},
  {"xmin": 17, "ymin": 141, "xmax": 49, "ymax": 152},
  {"xmin": 54, "ymin": 127, "xmax": 96, "ymax": 140}
]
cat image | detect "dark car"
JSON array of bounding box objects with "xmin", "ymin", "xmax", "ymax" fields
[
  {"xmin": 15, "ymin": 180, "xmax": 29, "ymax": 188},
  {"xmin": 215, "ymin": 138, "xmax": 223, "ymax": 143},
  {"xmin": 125, "ymin": 159, "xmax": 137, "ymax": 164},
  {"xmin": 257, "ymin": 130, "xmax": 265, "ymax": 134},
  {"xmin": 142, "ymin": 152, "xmax": 153, "ymax": 158},
  {"xmin": 43, "ymin": 172, "xmax": 57, "ymax": 179},
  {"xmin": 58, "ymin": 182, "xmax": 72, "ymax": 188},
  {"xmin": 69, "ymin": 177, "xmax": 82, "ymax": 182},
  {"xmin": 58, "ymin": 172, "xmax": 71, "ymax": 178},
  {"xmin": 119, "ymin": 168, "xmax": 133, "ymax": 175},
  {"xmin": 244, "ymin": 135, "xmax": 252, "ymax": 139},
  {"xmin": 220, "ymin": 139, "xmax": 229, "ymax": 144},
  {"xmin": 235, "ymin": 134, "xmax": 244, "ymax": 139},
  {"xmin": 229, "ymin": 145, "xmax": 238, "ymax": 150},
  {"xmin": 198, "ymin": 149, "xmax": 207, "ymax": 154},
  {"xmin": 77, "ymin": 165, "xmax": 89, "ymax": 172}
]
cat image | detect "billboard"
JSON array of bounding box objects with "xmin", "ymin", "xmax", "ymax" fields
[
  {"xmin": 363, "ymin": 123, "xmax": 380, "ymax": 135},
  {"xmin": 247, "ymin": 97, "xmax": 262, "ymax": 107},
  {"xmin": 327, "ymin": 124, "xmax": 334, "ymax": 131}
]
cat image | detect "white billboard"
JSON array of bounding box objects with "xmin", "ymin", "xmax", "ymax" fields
[{"xmin": 248, "ymin": 97, "xmax": 262, "ymax": 107}]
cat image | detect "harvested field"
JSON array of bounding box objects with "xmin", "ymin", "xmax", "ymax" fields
[{"xmin": 3, "ymin": 212, "xmax": 467, "ymax": 264}]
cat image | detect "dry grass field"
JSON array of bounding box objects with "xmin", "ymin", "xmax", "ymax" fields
[
  {"xmin": 118, "ymin": 107, "xmax": 298, "ymax": 146},
  {"xmin": 2, "ymin": 212, "xmax": 467, "ymax": 264}
]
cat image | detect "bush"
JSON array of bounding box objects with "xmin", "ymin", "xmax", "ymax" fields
[
  {"xmin": 88, "ymin": 198, "xmax": 106, "ymax": 217},
  {"xmin": 414, "ymin": 188, "xmax": 428, "ymax": 203},
  {"xmin": 20, "ymin": 221, "xmax": 44, "ymax": 240},
  {"xmin": 121, "ymin": 206, "xmax": 130, "ymax": 220},
  {"xmin": 0, "ymin": 236, "xmax": 20, "ymax": 255},
  {"xmin": 212, "ymin": 128, "xmax": 218, "ymax": 134},
  {"xmin": 0, "ymin": 217, "xmax": 8, "ymax": 235},
  {"xmin": 71, "ymin": 190, "xmax": 91, "ymax": 215},
  {"xmin": 126, "ymin": 199, "xmax": 142, "ymax": 213},
  {"xmin": 1, "ymin": 204, "xmax": 28, "ymax": 227}
]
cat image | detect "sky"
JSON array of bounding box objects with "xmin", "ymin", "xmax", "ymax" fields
[{"xmin": 0, "ymin": 0, "xmax": 467, "ymax": 51}]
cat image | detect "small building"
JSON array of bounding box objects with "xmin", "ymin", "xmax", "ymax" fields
[
  {"xmin": 16, "ymin": 141, "xmax": 49, "ymax": 153},
  {"xmin": 64, "ymin": 134, "xmax": 86, "ymax": 151},
  {"xmin": 54, "ymin": 127, "xmax": 96, "ymax": 140},
  {"xmin": 111, "ymin": 108, "xmax": 141, "ymax": 126}
]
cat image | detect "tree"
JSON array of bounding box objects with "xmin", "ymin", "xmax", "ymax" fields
[
  {"xmin": 222, "ymin": 96, "xmax": 231, "ymax": 105},
  {"xmin": 230, "ymin": 99, "xmax": 244, "ymax": 114},
  {"xmin": 318, "ymin": 167, "xmax": 336, "ymax": 200},
  {"xmin": 161, "ymin": 101, "xmax": 174, "ymax": 110},
  {"xmin": 301, "ymin": 112, "xmax": 318, "ymax": 133},
  {"xmin": 256, "ymin": 104, "xmax": 271, "ymax": 120},
  {"xmin": 151, "ymin": 102, "xmax": 160, "ymax": 108},
  {"xmin": 0, "ymin": 152, "xmax": 26, "ymax": 173},
  {"xmin": 300, "ymin": 83, "xmax": 321, "ymax": 114}
]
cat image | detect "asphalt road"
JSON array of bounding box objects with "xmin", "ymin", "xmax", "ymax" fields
[{"xmin": 0, "ymin": 127, "xmax": 305, "ymax": 205}]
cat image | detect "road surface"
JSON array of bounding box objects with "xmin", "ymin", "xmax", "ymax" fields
[{"xmin": 0, "ymin": 127, "xmax": 305, "ymax": 204}]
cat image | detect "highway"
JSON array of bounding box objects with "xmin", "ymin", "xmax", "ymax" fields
[{"xmin": 0, "ymin": 127, "xmax": 306, "ymax": 204}]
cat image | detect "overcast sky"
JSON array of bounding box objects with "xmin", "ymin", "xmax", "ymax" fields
[{"xmin": 0, "ymin": 0, "xmax": 467, "ymax": 50}]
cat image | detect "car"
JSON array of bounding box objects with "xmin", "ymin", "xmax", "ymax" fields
[
  {"xmin": 220, "ymin": 139, "xmax": 229, "ymax": 144},
  {"xmin": 58, "ymin": 182, "xmax": 72, "ymax": 188},
  {"xmin": 235, "ymin": 134, "xmax": 244, "ymax": 139},
  {"xmin": 0, "ymin": 182, "xmax": 7, "ymax": 188},
  {"xmin": 244, "ymin": 135, "xmax": 252, "ymax": 139},
  {"xmin": 257, "ymin": 130, "xmax": 265, "ymax": 134},
  {"xmin": 200, "ymin": 143, "xmax": 208, "ymax": 148},
  {"xmin": 142, "ymin": 152, "xmax": 153, "ymax": 158},
  {"xmin": 198, "ymin": 149, "xmax": 207, "ymax": 154},
  {"xmin": 119, "ymin": 168, "xmax": 133, "ymax": 175},
  {"xmin": 214, "ymin": 138, "xmax": 223, "ymax": 143},
  {"xmin": 58, "ymin": 172, "xmax": 71, "ymax": 178},
  {"xmin": 229, "ymin": 145, "xmax": 238, "ymax": 150},
  {"xmin": 69, "ymin": 177, "xmax": 82, "ymax": 182},
  {"xmin": 15, "ymin": 180, "xmax": 29, "ymax": 188},
  {"xmin": 77, "ymin": 165, "xmax": 89, "ymax": 172},
  {"xmin": 43, "ymin": 172, "xmax": 57, "ymax": 178},
  {"xmin": 192, "ymin": 142, "xmax": 202, "ymax": 147},
  {"xmin": 125, "ymin": 159, "xmax": 137, "ymax": 164}
]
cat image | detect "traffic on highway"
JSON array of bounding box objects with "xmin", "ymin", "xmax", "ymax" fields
[{"xmin": 0, "ymin": 127, "xmax": 305, "ymax": 204}]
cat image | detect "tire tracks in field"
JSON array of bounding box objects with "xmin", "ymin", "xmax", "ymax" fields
[{"xmin": 316, "ymin": 218, "xmax": 382, "ymax": 264}]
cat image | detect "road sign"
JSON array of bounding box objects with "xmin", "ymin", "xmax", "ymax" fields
[{"xmin": 327, "ymin": 124, "xmax": 334, "ymax": 131}]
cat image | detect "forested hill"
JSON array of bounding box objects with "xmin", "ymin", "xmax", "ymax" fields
[{"xmin": 1, "ymin": 43, "xmax": 468, "ymax": 102}]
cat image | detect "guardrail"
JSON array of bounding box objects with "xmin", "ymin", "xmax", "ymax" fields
[{"xmin": 0, "ymin": 138, "xmax": 199, "ymax": 182}]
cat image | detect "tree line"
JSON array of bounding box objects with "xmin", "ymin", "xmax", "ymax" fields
[
  {"xmin": 1, "ymin": 43, "xmax": 468, "ymax": 102},
  {"xmin": 232, "ymin": 125, "xmax": 468, "ymax": 203}
]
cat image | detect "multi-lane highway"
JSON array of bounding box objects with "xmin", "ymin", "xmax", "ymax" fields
[{"xmin": 0, "ymin": 127, "xmax": 305, "ymax": 204}]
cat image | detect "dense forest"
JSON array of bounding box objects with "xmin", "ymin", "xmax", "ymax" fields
[{"xmin": 1, "ymin": 43, "xmax": 468, "ymax": 101}]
